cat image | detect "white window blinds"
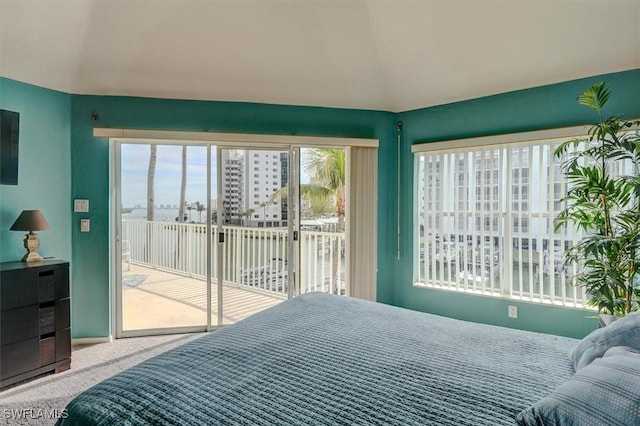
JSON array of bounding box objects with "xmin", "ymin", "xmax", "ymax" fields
[
  {"xmin": 346, "ymin": 146, "xmax": 377, "ymax": 301},
  {"xmin": 414, "ymin": 134, "xmax": 591, "ymax": 307}
]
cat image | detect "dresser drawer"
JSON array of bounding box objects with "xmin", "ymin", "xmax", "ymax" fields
[
  {"xmin": 55, "ymin": 298, "xmax": 71, "ymax": 330},
  {"xmin": 54, "ymin": 268, "xmax": 69, "ymax": 299},
  {"xmin": 1, "ymin": 305, "xmax": 40, "ymax": 345},
  {"xmin": 39, "ymin": 267, "xmax": 70, "ymax": 301},
  {"xmin": 0, "ymin": 259, "xmax": 70, "ymax": 387},
  {"xmin": 1, "ymin": 337, "xmax": 40, "ymax": 379},
  {"xmin": 39, "ymin": 306, "xmax": 56, "ymax": 335},
  {"xmin": 40, "ymin": 337, "xmax": 56, "ymax": 366},
  {"xmin": 55, "ymin": 328, "xmax": 71, "ymax": 361},
  {"xmin": 38, "ymin": 271, "xmax": 56, "ymax": 303},
  {"xmin": 1, "ymin": 269, "xmax": 38, "ymax": 310}
]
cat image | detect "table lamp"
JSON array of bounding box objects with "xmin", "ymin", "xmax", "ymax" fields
[{"xmin": 10, "ymin": 210, "xmax": 50, "ymax": 262}]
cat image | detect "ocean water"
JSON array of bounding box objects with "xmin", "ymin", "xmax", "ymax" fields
[{"xmin": 123, "ymin": 208, "xmax": 207, "ymax": 223}]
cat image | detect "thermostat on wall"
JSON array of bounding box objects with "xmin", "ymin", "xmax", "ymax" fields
[{"xmin": 74, "ymin": 199, "xmax": 89, "ymax": 212}]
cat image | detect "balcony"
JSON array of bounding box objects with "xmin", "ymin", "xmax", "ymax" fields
[
  {"xmin": 122, "ymin": 220, "xmax": 345, "ymax": 330},
  {"xmin": 122, "ymin": 263, "xmax": 284, "ymax": 330}
]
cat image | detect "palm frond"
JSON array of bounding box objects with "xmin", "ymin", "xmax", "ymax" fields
[
  {"xmin": 578, "ymin": 82, "xmax": 610, "ymax": 113},
  {"xmin": 303, "ymin": 148, "xmax": 345, "ymax": 191},
  {"xmin": 555, "ymin": 82, "xmax": 640, "ymax": 315}
]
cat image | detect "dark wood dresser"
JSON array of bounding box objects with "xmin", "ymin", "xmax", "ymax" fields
[{"xmin": 1, "ymin": 259, "xmax": 71, "ymax": 389}]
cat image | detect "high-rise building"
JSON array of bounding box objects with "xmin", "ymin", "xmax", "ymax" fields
[
  {"xmin": 221, "ymin": 150, "xmax": 287, "ymax": 227},
  {"xmin": 221, "ymin": 150, "xmax": 243, "ymax": 224}
]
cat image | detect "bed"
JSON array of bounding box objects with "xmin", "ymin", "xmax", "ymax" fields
[{"xmin": 60, "ymin": 293, "xmax": 640, "ymax": 425}]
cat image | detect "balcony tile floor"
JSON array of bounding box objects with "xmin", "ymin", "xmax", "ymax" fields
[{"xmin": 122, "ymin": 263, "xmax": 285, "ymax": 330}]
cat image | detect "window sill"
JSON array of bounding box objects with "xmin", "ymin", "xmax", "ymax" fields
[{"xmin": 413, "ymin": 281, "xmax": 590, "ymax": 311}]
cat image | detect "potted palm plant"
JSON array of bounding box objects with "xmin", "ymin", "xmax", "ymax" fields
[{"xmin": 554, "ymin": 82, "xmax": 640, "ymax": 318}]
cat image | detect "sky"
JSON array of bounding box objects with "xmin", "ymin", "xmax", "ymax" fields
[
  {"xmin": 121, "ymin": 144, "xmax": 312, "ymax": 208},
  {"xmin": 121, "ymin": 144, "xmax": 210, "ymax": 208}
]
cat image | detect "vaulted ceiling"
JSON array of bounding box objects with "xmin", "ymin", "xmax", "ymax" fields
[{"xmin": 1, "ymin": 0, "xmax": 639, "ymax": 112}]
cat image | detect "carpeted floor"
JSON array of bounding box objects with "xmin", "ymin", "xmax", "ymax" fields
[{"xmin": 0, "ymin": 333, "xmax": 204, "ymax": 425}]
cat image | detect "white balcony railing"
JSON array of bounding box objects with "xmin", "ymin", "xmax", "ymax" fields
[{"xmin": 122, "ymin": 220, "xmax": 346, "ymax": 297}]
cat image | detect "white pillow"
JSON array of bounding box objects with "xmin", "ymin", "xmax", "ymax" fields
[{"xmin": 569, "ymin": 311, "xmax": 640, "ymax": 370}]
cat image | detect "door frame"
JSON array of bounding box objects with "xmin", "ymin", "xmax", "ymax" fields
[
  {"xmin": 215, "ymin": 146, "xmax": 300, "ymax": 327},
  {"xmin": 111, "ymin": 140, "xmax": 301, "ymax": 338},
  {"xmin": 111, "ymin": 140, "xmax": 212, "ymax": 338},
  {"xmin": 103, "ymin": 127, "xmax": 377, "ymax": 339}
]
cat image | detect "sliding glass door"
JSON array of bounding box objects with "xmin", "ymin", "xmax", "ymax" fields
[
  {"xmin": 113, "ymin": 139, "xmax": 357, "ymax": 337},
  {"xmin": 298, "ymin": 147, "xmax": 347, "ymax": 296},
  {"xmin": 116, "ymin": 143, "xmax": 209, "ymax": 334},
  {"xmin": 114, "ymin": 142, "xmax": 305, "ymax": 336},
  {"xmin": 213, "ymin": 148, "xmax": 298, "ymax": 326}
]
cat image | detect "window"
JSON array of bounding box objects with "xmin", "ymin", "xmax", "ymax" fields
[{"xmin": 413, "ymin": 133, "xmax": 591, "ymax": 308}]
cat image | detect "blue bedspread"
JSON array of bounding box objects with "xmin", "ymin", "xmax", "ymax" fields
[{"xmin": 60, "ymin": 293, "xmax": 577, "ymax": 425}]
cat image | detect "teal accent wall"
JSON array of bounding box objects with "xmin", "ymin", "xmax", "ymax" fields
[
  {"xmin": 396, "ymin": 69, "xmax": 640, "ymax": 338},
  {"xmin": 0, "ymin": 78, "xmax": 71, "ymax": 264},
  {"xmin": 70, "ymin": 95, "xmax": 397, "ymax": 338},
  {"xmin": 6, "ymin": 68, "xmax": 637, "ymax": 340}
]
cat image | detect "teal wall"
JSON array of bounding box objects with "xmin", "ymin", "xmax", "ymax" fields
[
  {"xmin": 70, "ymin": 95, "xmax": 397, "ymax": 338},
  {"xmin": 0, "ymin": 78, "xmax": 71, "ymax": 264},
  {"xmin": 4, "ymin": 69, "xmax": 638, "ymax": 340},
  {"xmin": 396, "ymin": 69, "xmax": 640, "ymax": 338}
]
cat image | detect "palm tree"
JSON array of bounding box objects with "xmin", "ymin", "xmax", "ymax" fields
[
  {"xmin": 196, "ymin": 201, "xmax": 205, "ymax": 222},
  {"xmin": 259, "ymin": 201, "xmax": 271, "ymax": 225},
  {"xmin": 178, "ymin": 146, "xmax": 187, "ymax": 223},
  {"xmin": 304, "ymin": 148, "xmax": 345, "ymax": 294},
  {"xmin": 239, "ymin": 208, "xmax": 256, "ymax": 227},
  {"xmin": 186, "ymin": 203, "xmax": 194, "ymax": 222},
  {"xmin": 146, "ymin": 144, "xmax": 158, "ymax": 261},
  {"xmin": 302, "ymin": 148, "xmax": 346, "ymax": 230},
  {"xmin": 269, "ymin": 148, "xmax": 346, "ymax": 293},
  {"xmin": 175, "ymin": 147, "xmax": 187, "ymax": 270},
  {"xmin": 269, "ymin": 149, "xmax": 346, "ymax": 221},
  {"xmin": 146, "ymin": 144, "xmax": 158, "ymax": 221}
]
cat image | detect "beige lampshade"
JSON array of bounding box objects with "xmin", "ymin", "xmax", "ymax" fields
[{"xmin": 10, "ymin": 210, "xmax": 50, "ymax": 232}]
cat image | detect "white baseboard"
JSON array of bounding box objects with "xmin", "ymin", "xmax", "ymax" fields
[{"xmin": 72, "ymin": 336, "xmax": 113, "ymax": 345}]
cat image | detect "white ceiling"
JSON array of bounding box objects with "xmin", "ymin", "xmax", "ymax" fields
[{"xmin": 1, "ymin": 0, "xmax": 639, "ymax": 112}]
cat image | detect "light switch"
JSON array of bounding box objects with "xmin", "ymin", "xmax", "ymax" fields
[
  {"xmin": 74, "ymin": 199, "xmax": 89, "ymax": 212},
  {"xmin": 80, "ymin": 219, "xmax": 90, "ymax": 232}
]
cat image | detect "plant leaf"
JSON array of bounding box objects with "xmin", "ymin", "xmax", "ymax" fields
[{"xmin": 578, "ymin": 82, "xmax": 611, "ymax": 113}]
